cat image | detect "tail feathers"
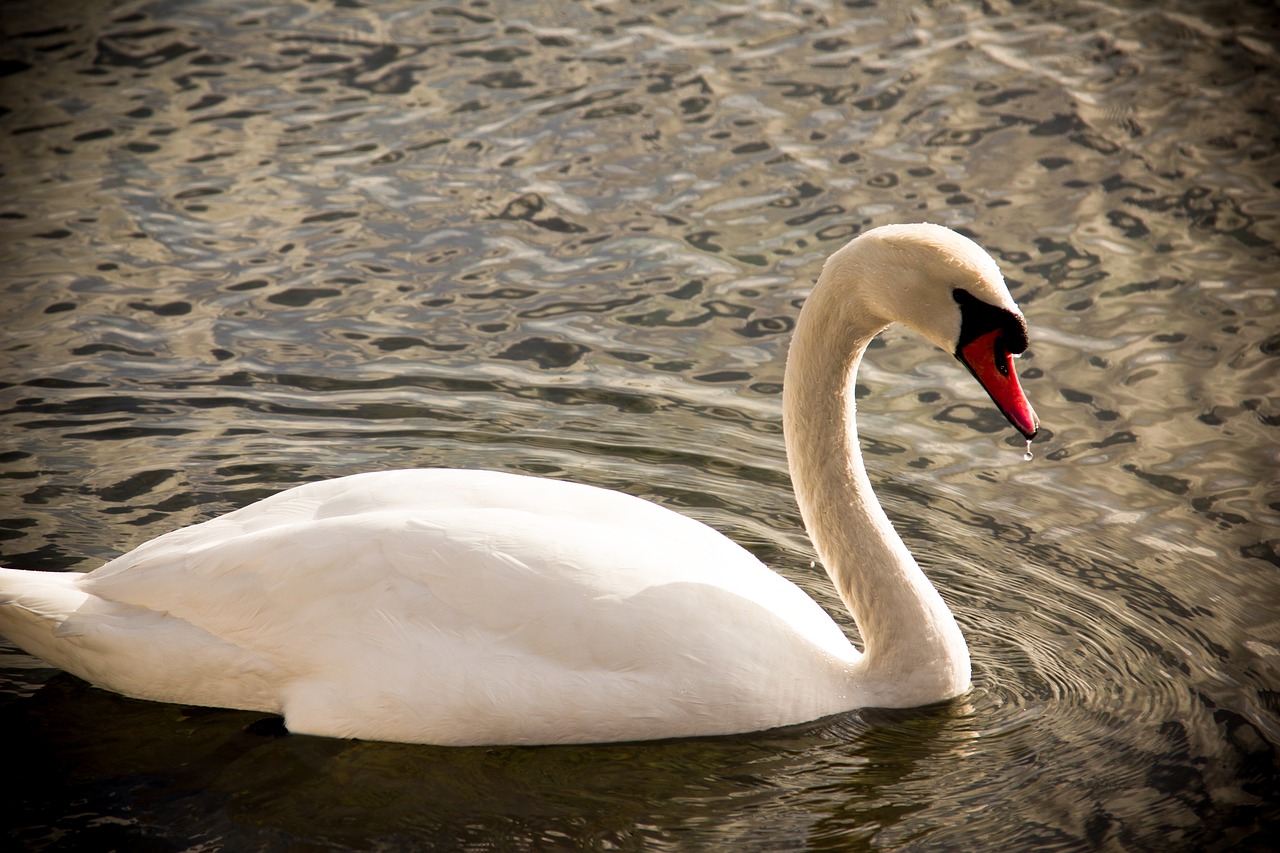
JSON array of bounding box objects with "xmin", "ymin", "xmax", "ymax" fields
[
  {"xmin": 1, "ymin": 567, "xmax": 282, "ymax": 714},
  {"xmin": 0, "ymin": 567, "xmax": 88, "ymax": 622},
  {"xmin": 0, "ymin": 567, "xmax": 94, "ymax": 669}
]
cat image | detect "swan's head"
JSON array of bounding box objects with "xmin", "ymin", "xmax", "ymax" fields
[{"xmin": 824, "ymin": 223, "xmax": 1040, "ymax": 439}]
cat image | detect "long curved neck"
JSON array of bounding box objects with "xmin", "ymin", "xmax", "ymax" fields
[{"xmin": 782, "ymin": 269, "xmax": 970, "ymax": 706}]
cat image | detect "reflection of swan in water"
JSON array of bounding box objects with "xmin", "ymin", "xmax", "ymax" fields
[
  {"xmin": 0, "ymin": 671, "xmax": 977, "ymax": 849},
  {"xmin": 0, "ymin": 224, "xmax": 1037, "ymax": 746}
]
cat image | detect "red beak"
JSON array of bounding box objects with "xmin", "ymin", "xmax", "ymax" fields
[{"xmin": 957, "ymin": 330, "xmax": 1039, "ymax": 440}]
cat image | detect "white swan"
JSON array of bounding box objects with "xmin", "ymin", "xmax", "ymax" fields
[{"xmin": 0, "ymin": 223, "xmax": 1038, "ymax": 746}]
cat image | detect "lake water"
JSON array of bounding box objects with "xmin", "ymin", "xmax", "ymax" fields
[{"xmin": 1, "ymin": 0, "xmax": 1277, "ymax": 849}]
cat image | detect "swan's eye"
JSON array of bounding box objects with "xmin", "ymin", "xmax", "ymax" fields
[{"xmin": 951, "ymin": 288, "xmax": 1029, "ymax": 356}]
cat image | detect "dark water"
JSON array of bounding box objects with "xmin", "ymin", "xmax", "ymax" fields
[{"xmin": 2, "ymin": 0, "xmax": 1278, "ymax": 849}]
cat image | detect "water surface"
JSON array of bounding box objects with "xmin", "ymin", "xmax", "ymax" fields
[{"xmin": 2, "ymin": 0, "xmax": 1278, "ymax": 849}]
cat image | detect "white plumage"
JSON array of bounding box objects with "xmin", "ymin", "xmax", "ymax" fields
[{"xmin": 0, "ymin": 223, "xmax": 1039, "ymax": 745}]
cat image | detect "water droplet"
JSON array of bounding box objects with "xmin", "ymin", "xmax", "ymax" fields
[{"xmin": 1023, "ymin": 439, "xmax": 1034, "ymax": 462}]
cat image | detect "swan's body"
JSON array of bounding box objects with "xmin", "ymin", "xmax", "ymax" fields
[{"xmin": 0, "ymin": 223, "xmax": 1038, "ymax": 746}]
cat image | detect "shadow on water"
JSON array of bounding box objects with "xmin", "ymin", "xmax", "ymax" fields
[{"xmin": 1, "ymin": 667, "xmax": 980, "ymax": 851}]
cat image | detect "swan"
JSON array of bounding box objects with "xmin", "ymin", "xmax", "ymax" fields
[{"xmin": 0, "ymin": 223, "xmax": 1038, "ymax": 746}]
